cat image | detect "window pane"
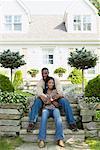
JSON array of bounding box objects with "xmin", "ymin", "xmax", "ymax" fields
[
  {"xmin": 5, "ymin": 16, "xmax": 12, "ymax": 23},
  {"xmin": 49, "ymin": 55, "xmax": 53, "ymax": 59},
  {"xmin": 5, "ymin": 24, "xmax": 12, "ymax": 31},
  {"xmin": 14, "ymin": 16, "xmax": 21, "ymax": 23},
  {"xmin": 14, "ymin": 23, "xmax": 22, "ymax": 31},
  {"xmin": 49, "ymin": 60, "xmax": 53, "ymax": 64}
]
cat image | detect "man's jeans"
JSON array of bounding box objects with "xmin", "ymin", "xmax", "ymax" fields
[
  {"xmin": 38, "ymin": 108, "xmax": 64, "ymax": 141},
  {"xmin": 29, "ymin": 97, "xmax": 76, "ymax": 124}
]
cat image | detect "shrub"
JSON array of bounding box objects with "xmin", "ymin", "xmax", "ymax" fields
[
  {"xmin": 0, "ymin": 74, "xmax": 14, "ymax": 92},
  {"xmin": 85, "ymin": 75, "xmax": 100, "ymax": 99},
  {"xmin": 13, "ymin": 70, "xmax": 23, "ymax": 90},
  {"xmin": 27, "ymin": 68, "xmax": 39, "ymax": 77},
  {"xmin": 0, "ymin": 90, "xmax": 27, "ymax": 112}
]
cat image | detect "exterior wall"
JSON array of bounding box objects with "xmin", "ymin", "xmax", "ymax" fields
[{"xmin": 0, "ymin": 44, "xmax": 100, "ymax": 81}]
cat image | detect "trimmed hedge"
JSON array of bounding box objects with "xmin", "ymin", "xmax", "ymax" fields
[
  {"xmin": 0, "ymin": 74, "xmax": 14, "ymax": 92},
  {"xmin": 85, "ymin": 75, "xmax": 100, "ymax": 99}
]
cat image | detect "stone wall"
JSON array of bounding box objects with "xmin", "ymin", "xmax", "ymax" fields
[
  {"xmin": 0, "ymin": 103, "xmax": 23, "ymax": 137},
  {"xmin": 78, "ymin": 99, "xmax": 100, "ymax": 139}
]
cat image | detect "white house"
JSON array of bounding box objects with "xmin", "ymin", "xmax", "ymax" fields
[{"xmin": 0, "ymin": 0, "xmax": 100, "ymax": 81}]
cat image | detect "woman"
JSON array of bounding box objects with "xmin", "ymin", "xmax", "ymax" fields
[{"xmin": 38, "ymin": 77, "xmax": 64, "ymax": 148}]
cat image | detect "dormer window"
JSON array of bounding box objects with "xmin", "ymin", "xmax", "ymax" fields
[
  {"xmin": 73, "ymin": 15, "xmax": 91, "ymax": 31},
  {"xmin": 4, "ymin": 15, "xmax": 22, "ymax": 31}
]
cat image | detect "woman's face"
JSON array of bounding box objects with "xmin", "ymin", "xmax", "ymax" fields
[{"xmin": 47, "ymin": 79, "xmax": 54, "ymax": 90}]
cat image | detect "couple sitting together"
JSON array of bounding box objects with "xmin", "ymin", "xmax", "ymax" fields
[{"xmin": 27, "ymin": 67, "xmax": 77, "ymax": 148}]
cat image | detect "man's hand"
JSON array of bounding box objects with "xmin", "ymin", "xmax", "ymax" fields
[{"xmin": 53, "ymin": 93, "xmax": 63, "ymax": 100}]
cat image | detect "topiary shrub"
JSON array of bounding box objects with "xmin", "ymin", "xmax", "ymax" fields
[
  {"xmin": 0, "ymin": 74, "xmax": 14, "ymax": 92},
  {"xmin": 13, "ymin": 70, "xmax": 23, "ymax": 90},
  {"xmin": 85, "ymin": 75, "xmax": 100, "ymax": 99}
]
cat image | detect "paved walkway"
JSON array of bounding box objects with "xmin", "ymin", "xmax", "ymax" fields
[{"xmin": 15, "ymin": 141, "xmax": 90, "ymax": 150}]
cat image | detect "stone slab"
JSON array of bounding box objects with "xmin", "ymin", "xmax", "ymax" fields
[
  {"xmin": 0, "ymin": 131, "xmax": 17, "ymax": 137},
  {"xmin": 0, "ymin": 120, "xmax": 20, "ymax": 126},
  {"xmin": 82, "ymin": 116, "xmax": 92, "ymax": 122},
  {"xmin": 83, "ymin": 122, "xmax": 100, "ymax": 130},
  {"xmin": 80, "ymin": 110, "xmax": 95, "ymax": 116},
  {"xmin": 85, "ymin": 130, "xmax": 98, "ymax": 138},
  {"xmin": 0, "ymin": 108, "xmax": 20, "ymax": 115},
  {"xmin": 0, "ymin": 114, "xmax": 21, "ymax": 120},
  {"xmin": 0, "ymin": 126, "xmax": 20, "ymax": 132}
]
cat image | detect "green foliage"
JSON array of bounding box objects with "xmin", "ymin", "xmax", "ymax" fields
[
  {"xmin": 0, "ymin": 90, "xmax": 27, "ymax": 111},
  {"xmin": 90, "ymin": 0, "xmax": 100, "ymax": 15},
  {"xmin": 27, "ymin": 68, "xmax": 39, "ymax": 77},
  {"xmin": 0, "ymin": 74, "xmax": 14, "ymax": 92},
  {"xmin": 13, "ymin": 70, "xmax": 23, "ymax": 90},
  {"xmin": 0, "ymin": 49, "xmax": 26, "ymax": 81},
  {"xmin": 54, "ymin": 67, "xmax": 66, "ymax": 77},
  {"xmin": 68, "ymin": 68, "xmax": 87, "ymax": 84},
  {"xmin": 85, "ymin": 75, "xmax": 100, "ymax": 98},
  {"xmin": 68, "ymin": 47, "xmax": 98, "ymax": 70},
  {"xmin": 86, "ymin": 139, "xmax": 100, "ymax": 150}
]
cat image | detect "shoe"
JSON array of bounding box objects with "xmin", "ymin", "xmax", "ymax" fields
[
  {"xmin": 38, "ymin": 140, "xmax": 45, "ymax": 148},
  {"xmin": 70, "ymin": 123, "xmax": 78, "ymax": 131},
  {"xmin": 57, "ymin": 140, "xmax": 65, "ymax": 147},
  {"xmin": 27, "ymin": 122, "xmax": 35, "ymax": 132}
]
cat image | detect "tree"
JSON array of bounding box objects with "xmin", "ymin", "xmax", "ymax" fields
[
  {"xmin": 0, "ymin": 49, "xmax": 26, "ymax": 82},
  {"xmin": 89, "ymin": 0, "xmax": 100, "ymax": 15},
  {"xmin": 54, "ymin": 67, "xmax": 66, "ymax": 77},
  {"xmin": 68, "ymin": 47, "xmax": 98, "ymax": 92}
]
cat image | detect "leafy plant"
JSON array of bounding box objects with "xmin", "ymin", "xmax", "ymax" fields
[
  {"xmin": 68, "ymin": 68, "xmax": 87, "ymax": 85},
  {"xmin": 27, "ymin": 68, "xmax": 39, "ymax": 77},
  {"xmin": 0, "ymin": 49, "xmax": 26, "ymax": 82},
  {"xmin": 54, "ymin": 67, "xmax": 66, "ymax": 77},
  {"xmin": 85, "ymin": 75, "xmax": 100, "ymax": 99},
  {"xmin": 0, "ymin": 90, "xmax": 27, "ymax": 112},
  {"xmin": 68, "ymin": 47, "xmax": 98, "ymax": 92},
  {"xmin": 13, "ymin": 70, "xmax": 23, "ymax": 90},
  {"xmin": 0, "ymin": 74, "xmax": 14, "ymax": 92}
]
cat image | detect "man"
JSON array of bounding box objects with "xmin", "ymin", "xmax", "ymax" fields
[{"xmin": 27, "ymin": 67, "xmax": 77, "ymax": 131}]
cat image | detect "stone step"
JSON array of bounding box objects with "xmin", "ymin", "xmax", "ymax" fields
[
  {"xmin": 21, "ymin": 116, "xmax": 81, "ymax": 130},
  {"xmin": 20, "ymin": 129, "xmax": 85, "ymax": 142}
]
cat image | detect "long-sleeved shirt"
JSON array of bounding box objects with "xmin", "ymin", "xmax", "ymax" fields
[{"xmin": 36, "ymin": 78, "xmax": 63, "ymax": 97}]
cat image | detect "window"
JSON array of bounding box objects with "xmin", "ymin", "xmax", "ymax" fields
[
  {"xmin": 73, "ymin": 15, "xmax": 81, "ymax": 31},
  {"xmin": 83, "ymin": 15, "xmax": 91, "ymax": 31},
  {"xmin": 73, "ymin": 15, "xmax": 91, "ymax": 31},
  {"xmin": 43, "ymin": 48, "xmax": 54, "ymax": 64},
  {"xmin": 4, "ymin": 15, "xmax": 22, "ymax": 31}
]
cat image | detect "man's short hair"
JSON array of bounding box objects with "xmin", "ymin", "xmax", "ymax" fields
[{"xmin": 41, "ymin": 67, "xmax": 49, "ymax": 73}]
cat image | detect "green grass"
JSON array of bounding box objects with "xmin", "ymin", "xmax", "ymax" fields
[
  {"xmin": 0, "ymin": 137, "xmax": 23, "ymax": 150},
  {"xmin": 86, "ymin": 139, "xmax": 100, "ymax": 150}
]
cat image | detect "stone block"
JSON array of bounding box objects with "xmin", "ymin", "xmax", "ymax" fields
[
  {"xmin": 80, "ymin": 110, "xmax": 95, "ymax": 116},
  {"xmin": 83, "ymin": 122, "xmax": 100, "ymax": 130},
  {"xmin": 0, "ymin": 108, "xmax": 20, "ymax": 115},
  {"xmin": 0, "ymin": 114, "xmax": 21, "ymax": 120},
  {"xmin": 82, "ymin": 116, "xmax": 92, "ymax": 122},
  {"xmin": 85, "ymin": 130, "xmax": 98, "ymax": 138}
]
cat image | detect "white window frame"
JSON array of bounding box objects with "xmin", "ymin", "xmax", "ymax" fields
[
  {"xmin": 4, "ymin": 15, "xmax": 22, "ymax": 32},
  {"xmin": 73, "ymin": 15, "xmax": 92, "ymax": 32},
  {"xmin": 42, "ymin": 48, "xmax": 54, "ymax": 65}
]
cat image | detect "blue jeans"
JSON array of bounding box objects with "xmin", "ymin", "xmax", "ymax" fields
[
  {"xmin": 38, "ymin": 108, "xmax": 64, "ymax": 141},
  {"xmin": 29, "ymin": 97, "xmax": 75, "ymax": 124}
]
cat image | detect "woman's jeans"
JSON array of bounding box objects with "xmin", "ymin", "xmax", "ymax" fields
[
  {"xmin": 38, "ymin": 108, "xmax": 64, "ymax": 141},
  {"xmin": 29, "ymin": 97, "xmax": 76, "ymax": 124}
]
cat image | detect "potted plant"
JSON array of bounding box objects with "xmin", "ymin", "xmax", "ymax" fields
[
  {"xmin": 27, "ymin": 69, "xmax": 39, "ymax": 77},
  {"xmin": 54, "ymin": 67, "xmax": 66, "ymax": 77}
]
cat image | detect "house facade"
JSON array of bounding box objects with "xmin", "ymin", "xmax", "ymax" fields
[{"xmin": 0, "ymin": 0, "xmax": 100, "ymax": 81}]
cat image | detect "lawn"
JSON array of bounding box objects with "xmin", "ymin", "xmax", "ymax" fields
[
  {"xmin": 86, "ymin": 139, "xmax": 100, "ymax": 150},
  {"xmin": 0, "ymin": 137, "xmax": 23, "ymax": 150}
]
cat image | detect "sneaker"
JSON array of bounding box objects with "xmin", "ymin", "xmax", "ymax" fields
[
  {"xmin": 38, "ymin": 140, "xmax": 45, "ymax": 148},
  {"xmin": 57, "ymin": 140, "xmax": 65, "ymax": 147},
  {"xmin": 70, "ymin": 123, "xmax": 78, "ymax": 131},
  {"xmin": 27, "ymin": 122, "xmax": 35, "ymax": 132}
]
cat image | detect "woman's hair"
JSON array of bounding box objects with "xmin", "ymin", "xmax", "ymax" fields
[{"xmin": 46, "ymin": 76, "xmax": 56, "ymax": 90}]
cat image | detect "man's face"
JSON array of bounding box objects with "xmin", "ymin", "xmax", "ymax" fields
[{"xmin": 42, "ymin": 69, "xmax": 49, "ymax": 80}]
